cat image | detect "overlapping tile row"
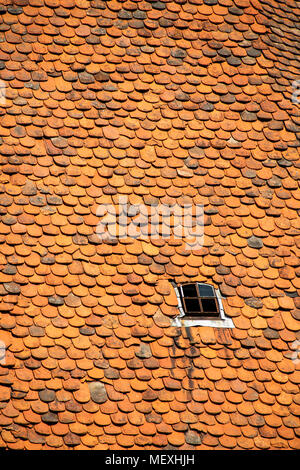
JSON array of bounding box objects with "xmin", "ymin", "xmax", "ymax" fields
[{"xmin": 0, "ymin": 0, "xmax": 299, "ymax": 450}]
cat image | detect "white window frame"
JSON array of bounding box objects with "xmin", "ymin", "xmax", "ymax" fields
[{"xmin": 170, "ymin": 281, "xmax": 234, "ymax": 328}]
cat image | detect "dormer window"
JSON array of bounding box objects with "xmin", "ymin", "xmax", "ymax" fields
[
  {"xmin": 179, "ymin": 283, "xmax": 220, "ymax": 319},
  {"xmin": 170, "ymin": 281, "xmax": 234, "ymax": 328}
]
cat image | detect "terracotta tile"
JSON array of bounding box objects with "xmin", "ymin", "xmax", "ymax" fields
[{"xmin": 166, "ymin": 431, "xmax": 185, "ymax": 447}]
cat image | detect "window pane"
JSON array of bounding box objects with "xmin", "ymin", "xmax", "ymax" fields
[
  {"xmin": 201, "ymin": 298, "xmax": 219, "ymax": 315},
  {"xmin": 184, "ymin": 298, "xmax": 201, "ymax": 314},
  {"xmin": 182, "ymin": 284, "xmax": 198, "ymax": 297},
  {"xmin": 198, "ymin": 284, "xmax": 215, "ymax": 297}
]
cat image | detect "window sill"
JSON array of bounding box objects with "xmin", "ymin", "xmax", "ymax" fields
[{"xmin": 171, "ymin": 316, "xmax": 235, "ymax": 328}]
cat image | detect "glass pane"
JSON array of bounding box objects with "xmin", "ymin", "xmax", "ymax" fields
[
  {"xmin": 201, "ymin": 298, "xmax": 219, "ymax": 315},
  {"xmin": 198, "ymin": 284, "xmax": 215, "ymax": 297},
  {"xmin": 182, "ymin": 284, "xmax": 198, "ymax": 297},
  {"xmin": 184, "ymin": 298, "xmax": 201, "ymax": 314}
]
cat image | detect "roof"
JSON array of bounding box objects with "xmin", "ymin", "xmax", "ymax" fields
[{"xmin": 0, "ymin": 0, "xmax": 299, "ymax": 450}]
